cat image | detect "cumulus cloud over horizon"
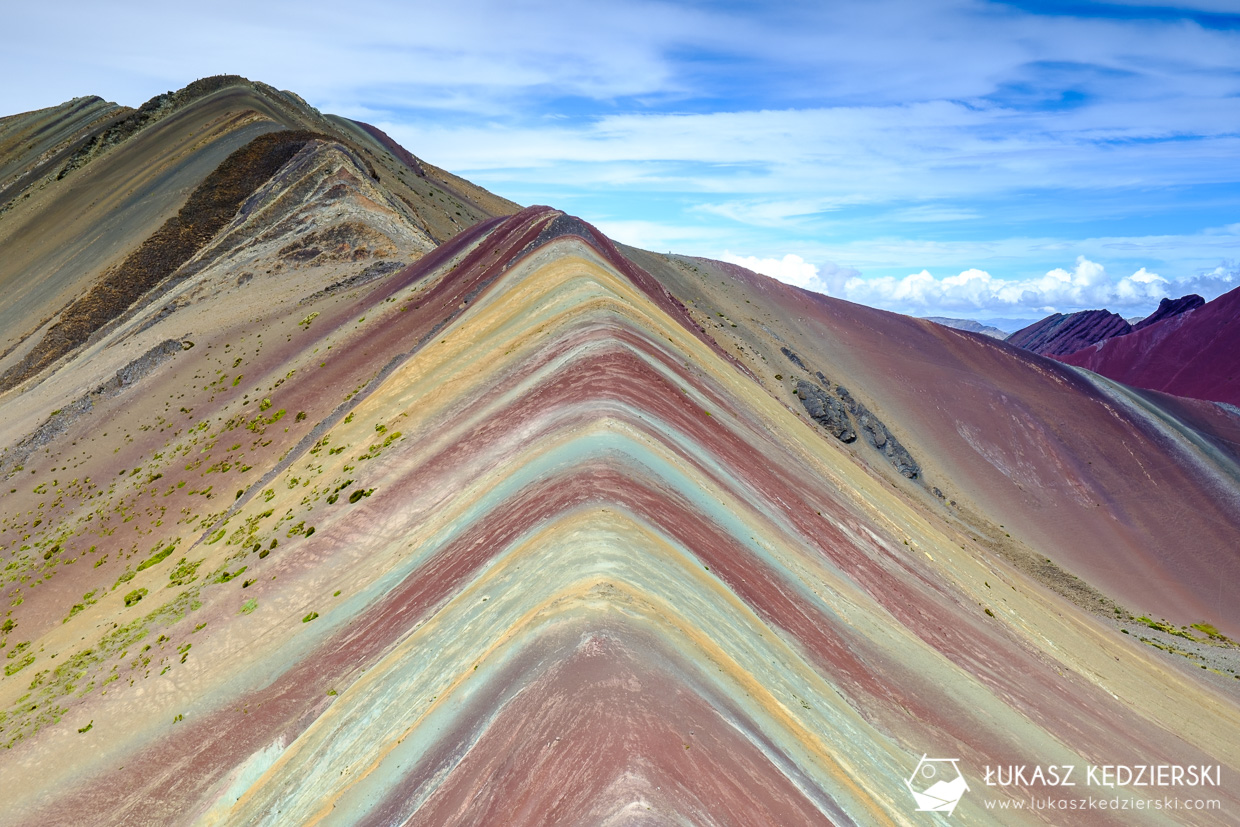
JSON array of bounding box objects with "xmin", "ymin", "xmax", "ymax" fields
[
  {"xmin": 842, "ymin": 257, "xmax": 1177, "ymax": 315},
  {"xmin": 721, "ymin": 252, "xmax": 1240, "ymax": 317}
]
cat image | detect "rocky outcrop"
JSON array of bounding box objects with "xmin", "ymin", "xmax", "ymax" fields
[
  {"xmin": 1006, "ymin": 309, "xmax": 1131, "ymax": 357},
  {"xmin": 780, "ymin": 346, "xmax": 807, "ymax": 369},
  {"xmin": 1133, "ymin": 294, "xmax": 1203, "ymax": 331},
  {"xmin": 794, "ymin": 376, "xmax": 920, "ymax": 478},
  {"xmin": 795, "ymin": 380, "xmax": 855, "ymax": 442},
  {"xmin": 835, "ymin": 386, "xmax": 921, "ymax": 479}
]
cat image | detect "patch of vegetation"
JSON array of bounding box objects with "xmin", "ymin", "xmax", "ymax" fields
[
  {"xmin": 168, "ymin": 558, "xmax": 202, "ymax": 587},
  {"xmin": 212, "ymin": 565, "xmax": 248, "ymax": 584},
  {"xmin": 124, "ymin": 588, "xmax": 148, "ymax": 607},
  {"xmin": 1191, "ymin": 622, "xmax": 1229, "ymax": 642},
  {"xmin": 1139, "ymin": 636, "xmax": 1199, "ymax": 660},
  {"xmin": 136, "ymin": 543, "xmax": 177, "ymax": 572},
  {"xmin": 4, "ymin": 652, "xmax": 34, "ymax": 676},
  {"xmin": 302, "ymin": 612, "xmax": 319, "ymax": 623},
  {"xmin": 63, "ymin": 589, "xmax": 100, "ymax": 622},
  {"xmin": 1137, "ymin": 616, "xmax": 1197, "ymax": 640},
  {"xmin": 239, "ymin": 599, "xmax": 258, "ymax": 615}
]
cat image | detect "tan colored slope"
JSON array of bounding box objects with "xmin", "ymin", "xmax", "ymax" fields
[
  {"xmin": 0, "ymin": 77, "xmax": 521, "ymax": 382},
  {"xmin": 0, "ymin": 96, "xmax": 124, "ymax": 212}
]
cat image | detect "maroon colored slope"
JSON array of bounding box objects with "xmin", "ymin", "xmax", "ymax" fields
[
  {"xmin": 1006, "ymin": 309, "xmax": 1131, "ymax": 356},
  {"xmin": 674, "ymin": 259, "xmax": 1240, "ymax": 636},
  {"xmin": 1059, "ymin": 285, "xmax": 1240, "ymax": 407}
]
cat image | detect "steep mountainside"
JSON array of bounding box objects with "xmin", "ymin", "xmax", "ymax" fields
[
  {"xmin": 1, "ymin": 80, "xmax": 1238, "ymax": 826},
  {"xmin": 1060, "ymin": 286, "xmax": 1240, "ymax": 407}
]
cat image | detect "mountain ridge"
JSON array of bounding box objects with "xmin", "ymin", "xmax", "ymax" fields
[{"xmin": 1, "ymin": 78, "xmax": 1238, "ymax": 825}]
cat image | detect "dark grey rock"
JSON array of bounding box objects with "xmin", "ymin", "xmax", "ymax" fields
[
  {"xmin": 850, "ymin": 400, "xmax": 921, "ymax": 479},
  {"xmin": 796, "ymin": 380, "xmax": 856, "ymax": 443},
  {"xmin": 780, "ymin": 347, "xmax": 807, "ymax": 369}
]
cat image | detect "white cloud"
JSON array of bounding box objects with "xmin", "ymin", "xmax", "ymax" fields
[
  {"xmin": 719, "ymin": 251, "xmax": 861, "ymax": 296},
  {"xmin": 842, "ymin": 256, "xmax": 1175, "ymax": 314},
  {"xmin": 720, "ymin": 252, "xmax": 819, "ymax": 289},
  {"xmin": 1176, "ymin": 263, "xmax": 1240, "ymax": 299}
]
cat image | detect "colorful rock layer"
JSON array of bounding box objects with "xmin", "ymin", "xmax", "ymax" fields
[{"xmin": 1, "ymin": 80, "xmax": 1239, "ymax": 826}]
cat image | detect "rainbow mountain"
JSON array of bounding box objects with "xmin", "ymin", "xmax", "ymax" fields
[{"xmin": 1, "ymin": 76, "xmax": 1239, "ymax": 826}]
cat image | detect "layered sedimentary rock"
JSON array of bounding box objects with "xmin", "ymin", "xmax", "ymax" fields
[
  {"xmin": 1060, "ymin": 287, "xmax": 1239, "ymax": 407},
  {"xmin": 1005, "ymin": 309, "xmax": 1131, "ymax": 356},
  {"xmin": 1, "ymin": 80, "xmax": 1239, "ymax": 826}
]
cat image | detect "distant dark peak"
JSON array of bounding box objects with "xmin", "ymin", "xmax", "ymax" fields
[
  {"xmin": 780, "ymin": 347, "xmax": 807, "ymax": 369},
  {"xmin": 1006, "ymin": 309, "xmax": 1131, "ymax": 357},
  {"xmin": 1133, "ymin": 294, "xmax": 1204, "ymax": 331}
]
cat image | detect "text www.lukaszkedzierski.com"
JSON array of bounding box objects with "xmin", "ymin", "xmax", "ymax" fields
[{"xmin": 984, "ymin": 796, "xmax": 1221, "ymax": 812}]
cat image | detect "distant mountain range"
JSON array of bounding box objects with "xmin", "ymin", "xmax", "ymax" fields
[
  {"xmin": 921, "ymin": 316, "xmax": 1008, "ymax": 339},
  {"xmin": 1003, "ymin": 292, "xmax": 1238, "ymax": 406},
  {"xmin": 1057, "ymin": 289, "xmax": 1237, "ymax": 407}
]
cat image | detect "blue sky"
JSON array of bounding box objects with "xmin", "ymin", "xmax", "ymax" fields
[{"xmin": 4, "ymin": 0, "xmax": 1239, "ymax": 325}]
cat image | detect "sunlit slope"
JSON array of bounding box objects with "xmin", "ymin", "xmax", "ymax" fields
[
  {"xmin": 3, "ymin": 207, "xmax": 1237, "ymax": 825},
  {"xmin": 623, "ymin": 248, "xmax": 1240, "ymax": 640},
  {"xmin": 0, "ymin": 76, "xmax": 518, "ymax": 376}
]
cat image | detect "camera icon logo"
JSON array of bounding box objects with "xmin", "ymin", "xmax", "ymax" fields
[{"xmin": 905, "ymin": 754, "xmax": 969, "ymax": 815}]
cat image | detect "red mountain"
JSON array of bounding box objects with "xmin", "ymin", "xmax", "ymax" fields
[
  {"xmin": 1133, "ymin": 293, "xmax": 1204, "ymax": 331},
  {"xmin": 1059, "ymin": 285, "xmax": 1240, "ymax": 406},
  {"xmin": 1005, "ymin": 309, "xmax": 1131, "ymax": 356}
]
